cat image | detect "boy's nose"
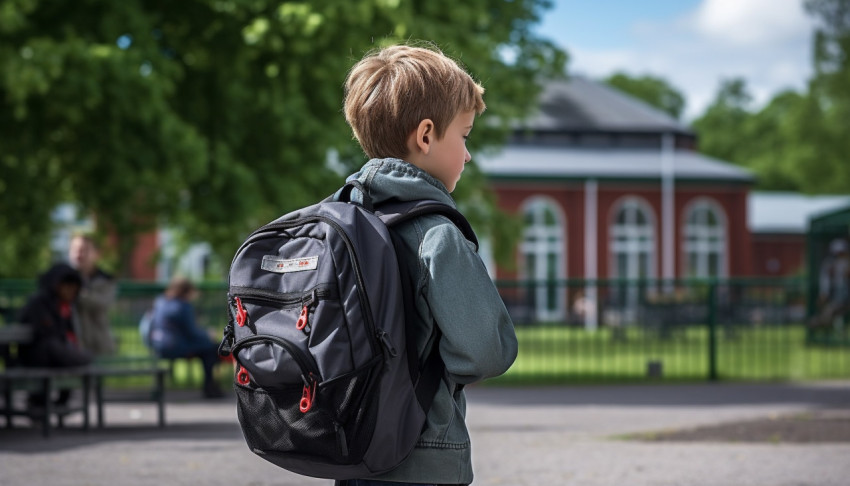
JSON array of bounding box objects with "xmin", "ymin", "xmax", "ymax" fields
[{"xmin": 464, "ymin": 149, "xmax": 472, "ymax": 163}]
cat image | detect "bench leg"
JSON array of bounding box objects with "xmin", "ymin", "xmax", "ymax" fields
[
  {"xmin": 156, "ymin": 371, "xmax": 165, "ymax": 428},
  {"xmin": 42, "ymin": 377, "xmax": 52, "ymax": 438},
  {"xmin": 82, "ymin": 374, "xmax": 91, "ymax": 431},
  {"xmin": 96, "ymin": 376, "xmax": 105, "ymax": 428},
  {"xmin": 2, "ymin": 378, "xmax": 11, "ymax": 429}
]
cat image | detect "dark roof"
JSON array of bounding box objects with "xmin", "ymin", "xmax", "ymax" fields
[
  {"xmin": 518, "ymin": 76, "xmax": 693, "ymax": 134},
  {"xmin": 479, "ymin": 77, "xmax": 752, "ymax": 185}
]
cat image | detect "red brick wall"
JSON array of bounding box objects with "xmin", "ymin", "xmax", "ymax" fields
[
  {"xmin": 492, "ymin": 181, "xmax": 584, "ymax": 280},
  {"xmin": 751, "ymin": 233, "xmax": 806, "ymax": 276},
  {"xmin": 489, "ymin": 180, "xmax": 753, "ymax": 279},
  {"xmin": 129, "ymin": 231, "xmax": 159, "ymax": 281}
]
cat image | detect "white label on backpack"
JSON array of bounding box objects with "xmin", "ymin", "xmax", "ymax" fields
[{"xmin": 261, "ymin": 255, "xmax": 318, "ymax": 273}]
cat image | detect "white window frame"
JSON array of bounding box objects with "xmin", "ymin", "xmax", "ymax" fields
[
  {"xmin": 609, "ymin": 196, "xmax": 657, "ymax": 281},
  {"xmin": 682, "ymin": 198, "xmax": 727, "ymax": 278},
  {"xmin": 519, "ymin": 196, "xmax": 566, "ymax": 321}
]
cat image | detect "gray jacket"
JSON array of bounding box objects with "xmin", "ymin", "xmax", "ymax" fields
[
  {"xmin": 74, "ymin": 269, "xmax": 117, "ymax": 356},
  {"xmin": 345, "ymin": 158, "xmax": 518, "ymax": 484}
]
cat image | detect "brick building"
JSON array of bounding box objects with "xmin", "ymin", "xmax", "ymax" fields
[{"xmin": 476, "ymin": 77, "xmax": 755, "ymax": 323}]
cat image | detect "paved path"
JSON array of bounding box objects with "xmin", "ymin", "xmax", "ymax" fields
[{"xmin": 1, "ymin": 381, "xmax": 849, "ymax": 485}]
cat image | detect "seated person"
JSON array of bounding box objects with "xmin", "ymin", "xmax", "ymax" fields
[
  {"xmin": 19, "ymin": 263, "xmax": 93, "ymax": 407},
  {"xmin": 148, "ymin": 276, "xmax": 224, "ymax": 399}
]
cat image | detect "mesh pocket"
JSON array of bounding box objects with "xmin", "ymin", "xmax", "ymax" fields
[{"xmin": 234, "ymin": 358, "xmax": 381, "ymax": 465}]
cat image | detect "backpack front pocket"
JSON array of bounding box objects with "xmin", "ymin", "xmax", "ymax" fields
[
  {"xmin": 232, "ymin": 335, "xmax": 321, "ymax": 389},
  {"xmin": 234, "ymin": 356, "xmax": 382, "ymax": 464}
]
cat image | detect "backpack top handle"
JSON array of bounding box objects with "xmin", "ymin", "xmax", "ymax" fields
[{"xmin": 336, "ymin": 180, "xmax": 374, "ymax": 211}]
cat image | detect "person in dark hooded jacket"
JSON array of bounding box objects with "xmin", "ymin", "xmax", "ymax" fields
[{"xmin": 18, "ymin": 263, "xmax": 93, "ymax": 407}]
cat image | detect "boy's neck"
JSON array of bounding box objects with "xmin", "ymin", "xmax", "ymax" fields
[{"xmin": 402, "ymin": 152, "xmax": 427, "ymax": 172}]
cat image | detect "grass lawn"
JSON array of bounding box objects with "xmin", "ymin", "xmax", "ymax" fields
[
  {"xmin": 488, "ymin": 324, "xmax": 850, "ymax": 385},
  {"xmin": 106, "ymin": 325, "xmax": 230, "ymax": 390},
  {"xmin": 109, "ymin": 322, "xmax": 850, "ymax": 388}
]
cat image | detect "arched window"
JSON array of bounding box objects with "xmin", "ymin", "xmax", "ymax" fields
[
  {"xmin": 608, "ymin": 197, "xmax": 656, "ymax": 320},
  {"xmin": 683, "ymin": 199, "xmax": 726, "ymax": 278},
  {"xmin": 520, "ymin": 197, "xmax": 565, "ymax": 321},
  {"xmin": 609, "ymin": 197, "xmax": 656, "ymax": 280}
]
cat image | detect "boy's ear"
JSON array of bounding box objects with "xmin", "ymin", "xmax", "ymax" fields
[{"xmin": 413, "ymin": 119, "xmax": 435, "ymax": 155}]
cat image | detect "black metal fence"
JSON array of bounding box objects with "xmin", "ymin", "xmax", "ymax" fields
[
  {"xmin": 2, "ymin": 278, "xmax": 848, "ymax": 383},
  {"xmin": 496, "ymin": 278, "xmax": 849, "ymax": 383}
]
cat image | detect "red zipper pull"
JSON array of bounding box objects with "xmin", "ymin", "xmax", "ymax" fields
[
  {"xmin": 295, "ymin": 305, "xmax": 309, "ymax": 331},
  {"xmin": 235, "ymin": 297, "xmax": 248, "ymax": 327},
  {"xmin": 299, "ymin": 378, "xmax": 316, "ymax": 413},
  {"xmin": 236, "ymin": 365, "xmax": 251, "ymax": 385}
]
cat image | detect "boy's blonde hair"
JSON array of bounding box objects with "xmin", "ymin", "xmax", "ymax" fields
[{"xmin": 344, "ymin": 44, "xmax": 486, "ymax": 160}]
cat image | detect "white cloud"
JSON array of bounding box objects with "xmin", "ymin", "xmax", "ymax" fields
[
  {"xmin": 689, "ymin": 0, "xmax": 813, "ymax": 47},
  {"xmin": 566, "ymin": 0, "xmax": 814, "ymax": 121}
]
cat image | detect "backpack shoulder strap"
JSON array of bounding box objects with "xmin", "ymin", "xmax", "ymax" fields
[
  {"xmin": 377, "ymin": 199, "xmax": 478, "ymax": 414},
  {"xmin": 329, "ymin": 183, "xmax": 476, "ymax": 249},
  {"xmin": 375, "ymin": 200, "xmax": 478, "ymax": 251}
]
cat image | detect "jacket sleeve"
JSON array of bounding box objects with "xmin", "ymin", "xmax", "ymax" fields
[
  {"xmin": 19, "ymin": 297, "xmax": 56, "ymax": 341},
  {"xmin": 420, "ymin": 222, "xmax": 518, "ymax": 385}
]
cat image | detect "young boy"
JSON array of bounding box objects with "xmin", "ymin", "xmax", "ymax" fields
[{"xmin": 337, "ymin": 44, "xmax": 518, "ymax": 486}]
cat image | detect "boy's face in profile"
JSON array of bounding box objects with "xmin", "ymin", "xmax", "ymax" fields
[{"xmin": 416, "ymin": 110, "xmax": 475, "ymax": 193}]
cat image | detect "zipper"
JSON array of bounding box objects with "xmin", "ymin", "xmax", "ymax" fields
[
  {"xmin": 231, "ymin": 334, "xmax": 323, "ymax": 383},
  {"xmin": 228, "ymin": 286, "xmax": 335, "ymax": 332},
  {"xmin": 232, "ymin": 213, "xmax": 379, "ymax": 355},
  {"xmin": 230, "ymin": 285, "xmax": 336, "ymax": 308}
]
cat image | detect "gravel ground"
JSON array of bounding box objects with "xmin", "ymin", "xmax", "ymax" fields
[{"xmin": 1, "ymin": 381, "xmax": 849, "ymax": 486}]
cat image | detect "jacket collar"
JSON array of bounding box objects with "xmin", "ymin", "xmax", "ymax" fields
[{"xmin": 345, "ymin": 158, "xmax": 457, "ymax": 209}]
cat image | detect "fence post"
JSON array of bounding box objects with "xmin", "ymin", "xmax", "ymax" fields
[{"xmin": 707, "ymin": 280, "xmax": 718, "ymax": 381}]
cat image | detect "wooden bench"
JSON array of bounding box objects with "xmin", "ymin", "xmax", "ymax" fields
[
  {"xmin": 88, "ymin": 361, "xmax": 168, "ymax": 430},
  {"xmin": 1, "ymin": 366, "xmax": 91, "ymax": 437},
  {"xmin": 0, "ymin": 324, "xmax": 169, "ymax": 437}
]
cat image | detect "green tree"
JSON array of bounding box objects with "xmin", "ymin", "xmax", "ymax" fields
[
  {"xmin": 691, "ymin": 78, "xmax": 754, "ymax": 164},
  {"xmin": 691, "ymin": 1, "xmax": 850, "ymax": 194},
  {"xmin": 0, "ymin": 0, "xmax": 567, "ymax": 277},
  {"xmin": 799, "ymin": 0, "xmax": 850, "ymax": 193},
  {"xmin": 604, "ymin": 71, "xmax": 686, "ymax": 119},
  {"xmin": 693, "ymin": 79, "xmax": 816, "ymax": 192},
  {"xmin": 738, "ymin": 90, "xmax": 810, "ymax": 191}
]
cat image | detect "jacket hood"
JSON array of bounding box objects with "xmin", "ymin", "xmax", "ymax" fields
[
  {"xmin": 340, "ymin": 158, "xmax": 457, "ymax": 208},
  {"xmin": 38, "ymin": 263, "xmax": 83, "ymax": 295}
]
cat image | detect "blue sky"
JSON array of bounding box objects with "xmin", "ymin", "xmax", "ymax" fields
[{"xmin": 534, "ymin": 0, "xmax": 814, "ymax": 120}]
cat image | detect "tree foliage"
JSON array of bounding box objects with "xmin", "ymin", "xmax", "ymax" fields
[
  {"xmin": 801, "ymin": 0, "xmax": 850, "ymax": 193},
  {"xmin": 691, "ymin": 78, "xmax": 754, "ymax": 164},
  {"xmin": 604, "ymin": 71, "xmax": 686, "ymax": 119},
  {"xmin": 693, "ymin": 0, "xmax": 850, "ymax": 195},
  {"xmin": 0, "ymin": 0, "xmax": 567, "ymax": 277}
]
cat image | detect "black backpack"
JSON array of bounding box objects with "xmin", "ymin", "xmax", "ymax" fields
[{"xmin": 218, "ymin": 182, "xmax": 477, "ymax": 480}]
